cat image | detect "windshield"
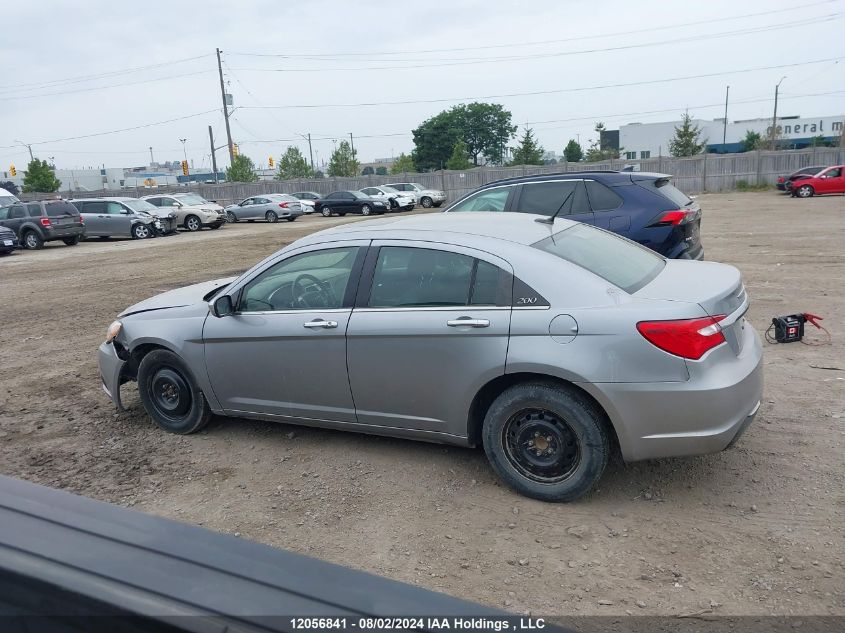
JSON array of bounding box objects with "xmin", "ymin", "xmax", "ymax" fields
[
  {"xmin": 123, "ymin": 199, "xmax": 157, "ymax": 213},
  {"xmin": 410, "ymin": 183, "xmax": 426, "ymax": 190},
  {"xmin": 173, "ymin": 193, "xmax": 209, "ymax": 206},
  {"xmin": 533, "ymin": 223, "xmax": 665, "ymax": 293}
]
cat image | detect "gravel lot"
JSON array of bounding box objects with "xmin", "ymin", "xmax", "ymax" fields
[{"xmin": 1, "ymin": 193, "xmax": 842, "ymax": 617}]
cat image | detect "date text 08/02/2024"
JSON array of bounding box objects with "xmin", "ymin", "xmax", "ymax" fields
[{"xmin": 289, "ymin": 617, "xmax": 549, "ymax": 631}]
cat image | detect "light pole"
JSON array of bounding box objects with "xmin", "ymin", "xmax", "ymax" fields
[
  {"xmin": 179, "ymin": 139, "xmax": 188, "ymax": 162},
  {"xmin": 771, "ymin": 76, "xmax": 786, "ymax": 150}
]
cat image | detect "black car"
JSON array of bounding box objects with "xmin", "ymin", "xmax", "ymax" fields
[
  {"xmin": 0, "ymin": 225, "xmax": 18, "ymax": 254},
  {"xmin": 443, "ymin": 170, "xmax": 703, "ymax": 260},
  {"xmin": 315, "ymin": 190, "xmax": 390, "ymax": 217},
  {"xmin": 0, "ymin": 200, "xmax": 86, "ymax": 250}
]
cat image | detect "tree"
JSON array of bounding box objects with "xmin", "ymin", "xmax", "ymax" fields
[
  {"xmin": 584, "ymin": 122, "xmax": 620, "ymax": 161},
  {"xmin": 411, "ymin": 102, "xmax": 516, "ymax": 170},
  {"xmin": 563, "ymin": 139, "xmax": 583, "ymax": 162},
  {"xmin": 375, "ymin": 166, "xmax": 388, "ymax": 176},
  {"xmin": 669, "ymin": 112, "xmax": 706, "ymax": 157},
  {"xmin": 810, "ymin": 134, "xmax": 831, "ymax": 148},
  {"xmin": 445, "ymin": 139, "xmax": 472, "ymax": 170},
  {"xmin": 509, "ymin": 128, "xmax": 545, "ymax": 166},
  {"xmin": 361, "ymin": 166, "xmax": 375, "ymax": 175},
  {"xmin": 226, "ymin": 155, "xmax": 258, "ymax": 182},
  {"xmin": 739, "ymin": 130, "xmax": 762, "ymax": 152},
  {"xmin": 275, "ymin": 146, "xmax": 313, "ymax": 180},
  {"xmin": 327, "ymin": 141, "xmax": 359, "ymax": 177},
  {"xmin": 22, "ymin": 159, "xmax": 61, "ymax": 193},
  {"xmin": 390, "ymin": 153, "xmax": 415, "ymax": 175},
  {"xmin": 0, "ymin": 180, "xmax": 19, "ymax": 196}
]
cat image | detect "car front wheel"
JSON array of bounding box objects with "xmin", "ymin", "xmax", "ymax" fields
[
  {"xmin": 482, "ymin": 382, "xmax": 609, "ymax": 502},
  {"xmin": 420, "ymin": 196, "xmax": 433, "ymax": 208},
  {"xmin": 131, "ymin": 223, "xmax": 152, "ymax": 239},
  {"xmin": 226, "ymin": 211, "xmax": 238, "ymax": 223},
  {"xmin": 137, "ymin": 349, "xmax": 212, "ymax": 434},
  {"xmin": 795, "ymin": 185, "xmax": 814, "ymax": 198},
  {"xmin": 184, "ymin": 215, "xmax": 201, "ymax": 231}
]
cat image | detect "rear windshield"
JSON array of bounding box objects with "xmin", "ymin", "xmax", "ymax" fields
[
  {"xmin": 533, "ymin": 224, "xmax": 665, "ymax": 293},
  {"xmin": 638, "ymin": 178, "xmax": 691, "ymax": 207},
  {"xmin": 45, "ymin": 201, "xmax": 80, "ymax": 217}
]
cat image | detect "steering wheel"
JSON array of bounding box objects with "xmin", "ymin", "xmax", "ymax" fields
[{"xmin": 292, "ymin": 273, "xmax": 336, "ymax": 309}]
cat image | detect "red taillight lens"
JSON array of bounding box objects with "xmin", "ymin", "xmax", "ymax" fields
[
  {"xmin": 39, "ymin": 217, "xmax": 52, "ymax": 228},
  {"xmin": 777, "ymin": 176, "xmax": 785, "ymax": 183},
  {"xmin": 649, "ymin": 209, "xmax": 696, "ymax": 227},
  {"xmin": 636, "ymin": 315, "xmax": 727, "ymax": 360},
  {"xmin": 279, "ymin": 202, "xmax": 289, "ymax": 208}
]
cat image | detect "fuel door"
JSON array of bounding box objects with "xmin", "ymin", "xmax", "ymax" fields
[{"xmin": 549, "ymin": 314, "xmax": 578, "ymax": 344}]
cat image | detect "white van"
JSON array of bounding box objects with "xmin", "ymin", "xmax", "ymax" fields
[{"xmin": 0, "ymin": 187, "xmax": 20, "ymax": 208}]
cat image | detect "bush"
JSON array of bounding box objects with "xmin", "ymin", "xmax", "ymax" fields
[{"xmin": 735, "ymin": 179, "xmax": 771, "ymax": 192}]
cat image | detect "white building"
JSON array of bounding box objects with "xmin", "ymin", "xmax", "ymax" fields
[{"xmin": 617, "ymin": 114, "xmax": 845, "ymax": 158}]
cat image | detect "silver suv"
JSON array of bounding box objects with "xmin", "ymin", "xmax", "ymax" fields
[
  {"xmin": 71, "ymin": 198, "xmax": 160, "ymax": 240},
  {"xmin": 384, "ymin": 182, "xmax": 447, "ymax": 208}
]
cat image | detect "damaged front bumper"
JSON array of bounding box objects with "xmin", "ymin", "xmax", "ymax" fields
[{"xmin": 98, "ymin": 342, "xmax": 128, "ymax": 410}]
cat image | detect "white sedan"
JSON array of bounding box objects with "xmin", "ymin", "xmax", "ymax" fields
[{"xmin": 359, "ymin": 186, "xmax": 415, "ymax": 211}]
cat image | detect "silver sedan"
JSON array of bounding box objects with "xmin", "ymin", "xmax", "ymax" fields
[
  {"xmin": 98, "ymin": 213, "xmax": 763, "ymax": 502},
  {"xmin": 224, "ymin": 194, "xmax": 304, "ymax": 223}
]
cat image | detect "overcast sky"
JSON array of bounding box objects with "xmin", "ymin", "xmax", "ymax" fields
[{"xmin": 3, "ymin": 0, "xmax": 843, "ymax": 171}]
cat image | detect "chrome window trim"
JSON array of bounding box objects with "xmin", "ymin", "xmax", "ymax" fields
[
  {"xmin": 233, "ymin": 308, "xmax": 352, "ymax": 317},
  {"xmin": 354, "ymin": 306, "xmax": 509, "ymax": 313}
]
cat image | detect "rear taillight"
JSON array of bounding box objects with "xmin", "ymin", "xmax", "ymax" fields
[
  {"xmin": 39, "ymin": 217, "xmax": 52, "ymax": 228},
  {"xmin": 648, "ymin": 209, "xmax": 696, "ymax": 227},
  {"xmin": 777, "ymin": 176, "xmax": 785, "ymax": 183},
  {"xmin": 279, "ymin": 202, "xmax": 289, "ymax": 208},
  {"xmin": 637, "ymin": 315, "xmax": 727, "ymax": 360},
  {"xmin": 78, "ymin": 216, "xmax": 84, "ymax": 225}
]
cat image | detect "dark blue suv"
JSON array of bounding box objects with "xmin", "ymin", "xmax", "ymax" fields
[{"xmin": 443, "ymin": 171, "xmax": 703, "ymax": 260}]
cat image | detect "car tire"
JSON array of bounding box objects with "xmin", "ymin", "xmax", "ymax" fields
[
  {"xmin": 226, "ymin": 211, "xmax": 238, "ymax": 223},
  {"xmin": 420, "ymin": 196, "xmax": 433, "ymax": 208},
  {"xmin": 22, "ymin": 230, "xmax": 43, "ymax": 250},
  {"xmin": 131, "ymin": 223, "xmax": 152, "ymax": 240},
  {"xmin": 286, "ymin": 216, "xmax": 297, "ymax": 222},
  {"xmin": 795, "ymin": 185, "xmax": 814, "ymax": 198},
  {"xmin": 360, "ymin": 204, "xmax": 371, "ymax": 216},
  {"xmin": 482, "ymin": 382, "xmax": 609, "ymax": 502},
  {"xmin": 137, "ymin": 349, "xmax": 212, "ymax": 435},
  {"xmin": 265, "ymin": 211, "xmax": 278, "ymax": 223},
  {"xmin": 321, "ymin": 207, "xmax": 332, "ymax": 217},
  {"xmin": 184, "ymin": 215, "xmax": 202, "ymax": 231},
  {"xmin": 62, "ymin": 236, "xmax": 81, "ymax": 246}
]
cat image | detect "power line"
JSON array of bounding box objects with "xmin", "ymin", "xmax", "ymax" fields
[
  {"xmin": 235, "ymin": 57, "xmax": 844, "ymax": 110},
  {"xmin": 228, "ymin": 0, "xmax": 837, "ymax": 58}
]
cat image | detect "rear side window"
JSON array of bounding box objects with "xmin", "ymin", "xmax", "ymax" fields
[
  {"xmin": 585, "ymin": 181, "xmax": 623, "ymax": 211},
  {"xmin": 515, "ymin": 181, "xmax": 590, "ymax": 216},
  {"xmin": 638, "ymin": 178, "xmax": 691, "ymax": 207},
  {"xmin": 533, "ymin": 224, "xmax": 664, "ymax": 293},
  {"xmin": 27, "ymin": 204, "xmax": 42, "ymax": 217},
  {"xmin": 46, "ymin": 202, "xmax": 80, "ymax": 217}
]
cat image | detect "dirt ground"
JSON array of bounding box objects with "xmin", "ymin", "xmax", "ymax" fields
[{"xmin": 1, "ymin": 194, "xmax": 842, "ymax": 618}]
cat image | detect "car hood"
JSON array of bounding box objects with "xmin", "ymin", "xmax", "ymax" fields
[{"xmin": 120, "ymin": 276, "xmax": 237, "ymax": 317}]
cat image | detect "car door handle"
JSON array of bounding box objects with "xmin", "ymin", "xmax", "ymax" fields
[
  {"xmin": 447, "ymin": 318, "xmax": 490, "ymax": 328},
  {"xmin": 303, "ymin": 319, "xmax": 338, "ymax": 329}
]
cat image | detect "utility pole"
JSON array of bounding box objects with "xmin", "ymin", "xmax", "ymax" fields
[
  {"xmin": 722, "ymin": 85, "xmax": 730, "ymax": 146},
  {"xmin": 297, "ymin": 133, "xmax": 314, "ymax": 170},
  {"xmin": 216, "ymin": 48, "xmax": 235, "ymax": 165},
  {"xmin": 208, "ymin": 126, "xmax": 219, "ymax": 184},
  {"xmin": 349, "ymin": 132, "xmax": 355, "ymax": 154},
  {"xmin": 771, "ymin": 76, "xmax": 786, "ymax": 151},
  {"xmin": 15, "ymin": 140, "xmax": 33, "ymax": 161}
]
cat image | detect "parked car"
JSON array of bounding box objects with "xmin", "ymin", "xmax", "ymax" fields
[
  {"xmin": 0, "ymin": 224, "xmax": 18, "ymax": 254},
  {"xmin": 0, "ymin": 199, "xmax": 85, "ymax": 249},
  {"xmin": 291, "ymin": 191, "xmax": 323, "ymax": 214},
  {"xmin": 776, "ymin": 166, "xmax": 825, "ymax": 191},
  {"xmin": 224, "ymin": 194, "xmax": 304, "ymax": 223},
  {"xmin": 443, "ymin": 171, "xmax": 703, "ymax": 260},
  {"xmin": 131, "ymin": 198, "xmax": 179, "ymax": 235},
  {"xmin": 71, "ymin": 197, "xmax": 161, "ymax": 240},
  {"xmin": 314, "ymin": 191, "xmax": 389, "ymax": 217},
  {"xmin": 384, "ymin": 182, "xmax": 447, "ymax": 208},
  {"xmin": 99, "ymin": 213, "xmax": 762, "ymax": 502},
  {"xmin": 140, "ymin": 193, "xmax": 225, "ymax": 231},
  {"xmin": 359, "ymin": 186, "xmax": 415, "ymax": 211},
  {"xmin": 790, "ymin": 164, "xmax": 845, "ymax": 198}
]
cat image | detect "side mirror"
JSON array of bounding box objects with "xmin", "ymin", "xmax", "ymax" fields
[{"xmin": 210, "ymin": 295, "xmax": 234, "ymax": 318}]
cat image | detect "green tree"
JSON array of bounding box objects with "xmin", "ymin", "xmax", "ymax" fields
[
  {"xmin": 445, "ymin": 139, "xmax": 472, "ymax": 170},
  {"xmin": 509, "ymin": 128, "xmax": 545, "ymax": 166},
  {"xmin": 22, "ymin": 159, "xmax": 61, "ymax": 193},
  {"xmin": 275, "ymin": 146, "xmax": 313, "ymax": 180},
  {"xmin": 563, "ymin": 139, "xmax": 583, "ymax": 162},
  {"xmin": 739, "ymin": 130, "xmax": 762, "ymax": 152},
  {"xmin": 810, "ymin": 134, "xmax": 830, "ymax": 148},
  {"xmin": 390, "ymin": 153, "xmax": 415, "ymax": 175},
  {"xmin": 226, "ymin": 155, "xmax": 258, "ymax": 182},
  {"xmin": 375, "ymin": 166, "xmax": 388, "ymax": 176},
  {"xmin": 669, "ymin": 112, "xmax": 706, "ymax": 157},
  {"xmin": 411, "ymin": 102, "xmax": 516, "ymax": 170},
  {"xmin": 327, "ymin": 141, "xmax": 359, "ymax": 177},
  {"xmin": 0, "ymin": 180, "xmax": 19, "ymax": 196},
  {"xmin": 584, "ymin": 122, "xmax": 621, "ymax": 161}
]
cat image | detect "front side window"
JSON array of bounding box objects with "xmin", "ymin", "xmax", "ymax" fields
[
  {"xmin": 369, "ymin": 247, "xmax": 501, "ymax": 308},
  {"xmin": 159, "ymin": 198, "xmax": 175, "ymax": 207},
  {"xmin": 515, "ymin": 181, "xmax": 589, "ymax": 216},
  {"xmin": 106, "ymin": 202, "xmax": 126, "ymax": 215},
  {"xmin": 9, "ymin": 205, "xmax": 26, "ymax": 219},
  {"xmin": 239, "ymin": 247, "xmax": 359, "ymax": 312},
  {"xmin": 448, "ymin": 187, "xmax": 510, "ymax": 212}
]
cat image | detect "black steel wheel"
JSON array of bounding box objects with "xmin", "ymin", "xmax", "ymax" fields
[
  {"xmin": 137, "ymin": 349, "xmax": 211, "ymax": 434},
  {"xmin": 502, "ymin": 409, "xmax": 581, "ymax": 484}
]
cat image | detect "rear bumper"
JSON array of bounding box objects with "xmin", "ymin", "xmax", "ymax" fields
[
  {"xmin": 581, "ymin": 325, "xmax": 764, "ymax": 462},
  {"xmin": 776, "ymin": 183, "xmax": 786, "ymax": 191},
  {"xmin": 98, "ymin": 342, "xmax": 127, "ymax": 410}
]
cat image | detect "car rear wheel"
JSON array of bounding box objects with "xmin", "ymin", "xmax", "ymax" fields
[
  {"xmin": 795, "ymin": 185, "xmax": 814, "ymax": 198},
  {"xmin": 137, "ymin": 349, "xmax": 212, "ymax": 435},
  {"xmin": 131, "ymin": 223, "xmax": 151, "ymax": 239},
  {"xmin": 321, "ymin": 207, "xmax": 332, "ymax": 217},
  {"xmin": 62, "ymin": 236, "xmax": 80, "ymax": 246},
  {"xmin": 420, "ymin": 196, "xmax": 433, "ymax": 208},
  {"xmin": 23, "ymin": 231, "xmax": 43, "ymax": 250},
  {"xmin": 482, "ymin": 382, "xmax": 609, "ymax": 502},
  {"xmin": 184, "ymin": 215, "xmax": 201, "ymax": 231},
  {"xmin": 226, "ymin": 211, "xmax": 238, "ymax": 223},
  {"xmin": 265, "ymin": 210, "xmax": 278, "ymax": 223},
  {"xmin": 360, "ymin": 204, "xmax": 371, "ymax": 216}
]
